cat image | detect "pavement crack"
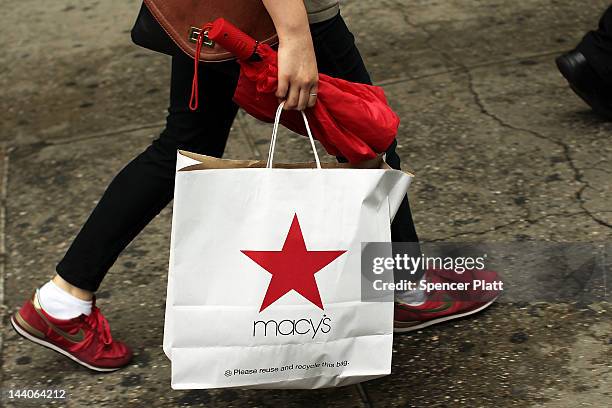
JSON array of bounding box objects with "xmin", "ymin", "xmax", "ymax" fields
[
  {"xmin": 428, "ymin": 210, "xmax": 591, "ymax": 241},
  {"xmin": 581, "ymin": 165, "xmax": 612, "ymax": 175},
  {"xmin": 428, "ymin": 219, "xmax": 523, "ymax": 241},
  {"xmin": 397, "ymin": 6, "xmax": 458, "ymax": 69},
  {"xmin": 464, "ymin": 72, "xmax": 611, "ymax": 230},
  {"xmin": 7, "ymin": 123, "xmax": 166, "ymax": 152},
  {"xmin": 394, "ymin": 6, "xmax": 611, "ymax": 231},
  {"xmin": 50, "ymin": 123, "xmax": 165, "ymax": 146},
  {"xmin": 377, "ymin": 49, "xmax": 568, "ymax": 87}
]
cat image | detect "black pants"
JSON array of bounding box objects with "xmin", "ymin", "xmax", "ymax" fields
[
  {"xmin": 578, "ymin": 6, "xmax": 612, "ymax": 85},
  {"xmin": 57, "ymin": 13, "xmax": 420, "ymax": 292}
]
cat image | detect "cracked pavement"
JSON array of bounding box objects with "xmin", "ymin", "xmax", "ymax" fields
[{"xmin": 1, "ymin": 0, "xmax": 611, "ymax": 407}]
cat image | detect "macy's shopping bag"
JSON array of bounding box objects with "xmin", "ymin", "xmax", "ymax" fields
[{"xmin": 164, "ymin": 103, "xmax": 412, "ymax": 389}]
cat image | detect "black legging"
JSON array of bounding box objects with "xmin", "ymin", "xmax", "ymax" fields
[
  {"xmin": 57, "ymin": 13, "xmax": 420, "ymax": 291},
  {"xmin": 578, "ymin": 6, "xmax": 612, "ymax": 85}
]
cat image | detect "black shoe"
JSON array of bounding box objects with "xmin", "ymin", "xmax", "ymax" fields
[{"xmin": 556, "ymin": 50, "xmax": 612, "ymax": 120}]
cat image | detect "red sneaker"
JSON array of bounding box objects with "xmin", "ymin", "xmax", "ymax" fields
[
  {"xmin": 10, "ymin": 290, "xmax": 132, "ymax": 371},
  {"xmin": 394, "ymin": 268, "xmax": 502, "ymax": 333}
]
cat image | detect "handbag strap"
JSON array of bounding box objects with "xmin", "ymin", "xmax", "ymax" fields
[
  {"xmin": 267, "ymin": 102, "xmax": 322, "ymax": 169},
  {"xmin": 189, "ymin": 23, "xmax": 214, "ymax": 111}
]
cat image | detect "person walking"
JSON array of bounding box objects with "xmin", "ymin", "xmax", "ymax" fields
[{"xmin": 11, "ymin": 0, "xmax": 498, "ymax": 372}]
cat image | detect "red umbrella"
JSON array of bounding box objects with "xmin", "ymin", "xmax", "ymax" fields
[{"xmin": 190, "ymin": 18, "xmax": 400, "ymax": 163}]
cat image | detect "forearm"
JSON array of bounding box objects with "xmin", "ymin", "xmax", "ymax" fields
[
  {"xmin": 262, "ymin": 0, "xmax": 318, "ymax": 110},
  {"xmin": 262, "ymin": 0, "xmax": 310, "ymax": 40}
]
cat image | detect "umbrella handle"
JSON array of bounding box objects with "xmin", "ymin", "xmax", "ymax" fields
[
  {"xmin": 207, "ymin": 18, "xmax": 258, "ymax": 61},
  {"xmin": 267, "ymin": 102, "xmax": 321, "ymax": 169}
]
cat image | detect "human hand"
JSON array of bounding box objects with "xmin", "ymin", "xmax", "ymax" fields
[{"xmin": 275, "ymin": 33, "xmax": 319, "ymax": 111}]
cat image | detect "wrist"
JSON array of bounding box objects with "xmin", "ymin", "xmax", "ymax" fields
[
  {"xmin": 277, "ymin": 24, "xmax": 311, "ymax": 44},
  {"xmin": 278, "ymin": 28, "xmax": 315, "ymax": 53}
]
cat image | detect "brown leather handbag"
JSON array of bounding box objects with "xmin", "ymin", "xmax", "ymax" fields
[{"xmin": 131, "ymin": 0, "xmax": 277, "ymax": 62}]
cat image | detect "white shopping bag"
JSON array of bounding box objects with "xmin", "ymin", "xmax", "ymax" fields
[{"xmin": 164, "ymin": 103, "xmax": 413, "ymax": 389}]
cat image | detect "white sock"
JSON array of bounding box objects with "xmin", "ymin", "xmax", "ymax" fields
[
  {"xmin": 38, "ymin": 280, "xmax": 92, "ymax": 320},
  {"xmin": 394, "ymin": 278, "xmax": 427, "ymax": 306}
]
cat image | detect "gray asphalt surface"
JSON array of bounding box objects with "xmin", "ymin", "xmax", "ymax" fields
[{"xmin": 0, "ymin": 1, "xmax": 610, "ymax": 407}]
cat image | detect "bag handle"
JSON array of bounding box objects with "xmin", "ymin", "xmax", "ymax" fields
[{"xmin": 267, "ymin": 101, "xmax": 322, "ymax": 169}]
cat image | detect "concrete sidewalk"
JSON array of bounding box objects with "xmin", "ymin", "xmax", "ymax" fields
[{"xmin": 1, "ymin": 1, "xmax": 610, "ymax": 406}]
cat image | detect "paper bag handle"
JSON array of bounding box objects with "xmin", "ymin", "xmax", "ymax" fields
[{"xmin": 267, "ymin": 101, "xmax": 322, "ymax": 169}]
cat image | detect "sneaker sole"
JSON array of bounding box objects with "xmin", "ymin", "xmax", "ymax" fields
[
  {"xmin": 10, "ymin": 315, "xmax": 122, "ymax": 372},
  {"xmin": 393, "ymin": 298, "xmax": 497, "ymax": 333}
]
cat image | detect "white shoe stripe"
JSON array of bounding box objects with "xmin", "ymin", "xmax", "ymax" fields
[{"xmin": 394, "ymin": 299, "xmax": 497, "ymax": 333}]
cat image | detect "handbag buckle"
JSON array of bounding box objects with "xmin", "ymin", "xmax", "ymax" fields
[{"xmin": 188, "ymin": 27, "xmax": 215, "ymax": 47}]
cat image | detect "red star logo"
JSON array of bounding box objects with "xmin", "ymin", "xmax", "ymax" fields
[{"xmin": 241, "ymin": 214, "xmax": 346, "ymax": 312}]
